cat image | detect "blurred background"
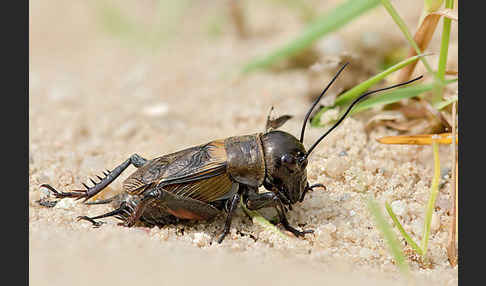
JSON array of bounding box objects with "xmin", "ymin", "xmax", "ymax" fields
[
  {"xmin": 29, "ymin": 0, "xmax": 458, "ymax": 150},
  {"xmin": 29, "ymin": 1, "xmax": 458, "ymax": 285}
]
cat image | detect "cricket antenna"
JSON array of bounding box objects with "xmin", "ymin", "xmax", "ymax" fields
[
  {"xmin": 300, "ymin": 62, "xmax": 348, "ymax": 143},
  {"xmin": 305, "ymin": 75, "xmax": 424, "ymax": 157}
]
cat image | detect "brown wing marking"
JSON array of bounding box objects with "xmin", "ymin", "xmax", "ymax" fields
[
  {"xmin": 163, "ymin": 172, "xmax": 233, "ymax": 203},
  {"xmin": 123, "ymin": 139, "xmax": 228, "ymax": 195}
]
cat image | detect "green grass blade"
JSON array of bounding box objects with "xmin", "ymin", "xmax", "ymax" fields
[
  {"xmin": 97, "ymin": 1, "xmax": 138, "ymax": 39},
  {"xmin": 241, "ymin": 0, "xmax": 381, "ymax": 73},
  {"xmin": 379, "ymin": 0, "xmax": 435, "ymax": 77},
  {"xmin": 95, "ymin": 0, "xmax": 188, "ymax": 52},
  {"xmin": 240, "ymin": 200, "xmax": 289, "ymax": 240},
  {"xmin": 385, "ymin": 202, "xmax": 423, "ymax": 256},
  {"xmin": 424, "ymin": 0, "xmax": 445, "ymax": 12},
  {"xmin": 437, "ymin": 0, "xmax": 454, "ymax": 81},
  {"xmin": 434, "ymin": 95, "xmax": 458, "ymax": 110},
  {"xmin": 310, "ymin": 106, "xmax": 332, "ymax": 127},
  {"xmin": 367, "ymin": 197, "xmax": 410, "ymax": 275},
  {"xmin": 349, "ymin": 78, "xmax": 458, "ymax": 115},
  {"xmin": 421, "ymin": 141, "xmax": 441, "ymax": 256},
  {"xmin": 435, "ymin": 0, "xmax": 454, "ymax": 104},
  {"xmin": 380, "ymin": 0, "xmax": 448, "ymax": 105},
  {"xmin": 349, "ymin": 84, "xmax": 435, "ymax": 115},
  {"xmin": 336, "ymin": 54, "xmax": 428, "ymax": 106},
  {"xmin": 310, "ymin": 54, "xmax": 428, "ymax": 126}
]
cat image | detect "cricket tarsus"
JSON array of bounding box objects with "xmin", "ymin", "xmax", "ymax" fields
[
  {"xmin": 283, "ymin": 221, "xmax": 314, "ymax": 237},
  {"xmin": 77, "ymin": 216, "xmax": 105, "ymax": 227},
  {"xmin": 275, "ymin": 196, "xmax": 313, "ymax": 237}
]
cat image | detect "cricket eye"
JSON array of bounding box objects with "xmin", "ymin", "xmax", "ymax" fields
[
  {"xmin": 294, "ymin": 151, "xmax": 307, "ymax": 169},
  {"xmin": 281, "ymin": 154, "xmax": 296, "ymax": 166}
]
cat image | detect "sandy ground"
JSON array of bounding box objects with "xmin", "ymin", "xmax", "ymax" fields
[{"xmin": 29, "ymin": 1, "xmax": 458, "ymax": 285}]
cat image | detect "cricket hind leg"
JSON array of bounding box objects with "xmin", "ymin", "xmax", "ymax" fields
[
  {"xmin": 38, "ymin": 154, "xmax": 148, "ymax": 205},
  {"xmin": 83, "ymin": 197, "xmax": 117, "ymax": 205},
  {"xmin": 77, "ymin": 198, "xmax": 138, "ymax": 227},
  {"xmin": 37, "ymin": 191, "xmax": 121, "ymax": 209},
  {"xmin": 123, "ymin": 186, "xmax": 222, "ymax": 228}
]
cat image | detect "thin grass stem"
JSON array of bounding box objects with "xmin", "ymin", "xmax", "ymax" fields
[
  {"xmin": 421, "ymin": 140, "xmax": 441, "ymax": 256},
  {"xmin": 385, "ymin": 202, "xmax": 423, "ymax": 256},
  {"xmin": 368, "ymin": 197, "xmax": 410, "ymax": 275}
]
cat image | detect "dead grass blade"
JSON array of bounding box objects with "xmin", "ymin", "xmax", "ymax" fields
[
  {"xmin": 446, "ymin": 102, "xmax": 458, "ymax": 267},
  {"xmin": 377, "ymin": 133, "xmax": 458, "ymax": 145},
  {"xmin": 396, "ymin": 13, "xmax": 441, "ymax": 82},
  {"xmin": 431, "ymin": 8, "xmax": 458, "ymax": 21},
  {"xmin": 445, "ymin": 70, "xmax": 458, "ymax": 76},
  {"xmin": 229, "ymin": 0, "xmax": 247, "ymax": 38}
]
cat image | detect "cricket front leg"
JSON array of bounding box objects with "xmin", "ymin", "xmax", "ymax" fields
[
  {"xmin": 299, "ymin": 182, "xmax": 326, "ymax": 202},
  {"xmin": 38, "ymin": 154, "xmax": 148, "ymax": 206},
  {"xmin": 244, "ymin": 187, "xmax": 313, "ymax": 237}
]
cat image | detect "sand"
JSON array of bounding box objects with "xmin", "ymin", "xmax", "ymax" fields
[{"xmin": 29, "ymin": 1, "xmax": 458, "ymax": 285}]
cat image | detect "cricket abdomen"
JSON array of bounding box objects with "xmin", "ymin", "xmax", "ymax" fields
[{"xmin": 140, "ymin": 188, "xmax": 222, "ymax": 224}]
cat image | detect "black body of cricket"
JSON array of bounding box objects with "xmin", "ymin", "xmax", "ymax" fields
[{"xmin": 38, "ymin": 64, "xmax": 422, "ymax": 243}]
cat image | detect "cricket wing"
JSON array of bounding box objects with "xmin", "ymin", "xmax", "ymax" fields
[
  {"xmin": 162, "ymin": 172, "xmax": 235, "ymax": 203},
  {"xmin": 123, "ymin": 139, "xmax": 230, "ymax": 201}
]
